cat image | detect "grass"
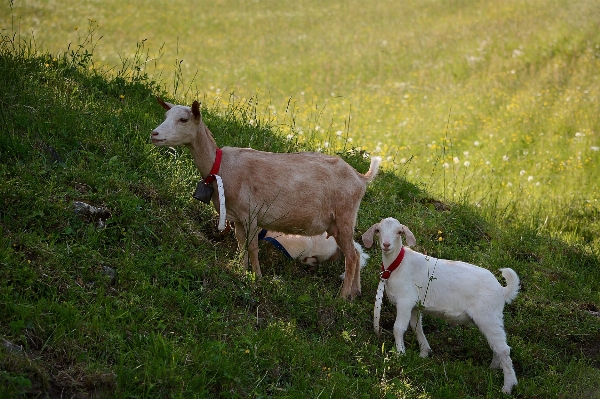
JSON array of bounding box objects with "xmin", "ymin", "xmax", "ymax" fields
[
  {"xmin": 1, "ymin": 24, "xmax": 599, "ymax": 399},
  {"xmin": 2, "ymin": 0, "xmax": 599, "ymax": 222}
]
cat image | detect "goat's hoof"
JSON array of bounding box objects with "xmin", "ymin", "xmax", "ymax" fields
[
  {"xmin": 347, "ymin": 292, "xmax": 361, "ymax": 300},
  {"xmin": 419, "ymin": 350, "xmax": 430, "ymax": 358},
  {"xmin": 340, "ymin": 288, "xmax": 360, "ymax": 300},
  {"xmin": 501, "ymin": 380, "xmax": 517, "ymax": 395}
]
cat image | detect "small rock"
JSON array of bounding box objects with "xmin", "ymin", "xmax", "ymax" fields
[{"xmin": 73, "ymin": 201, "xmax": 111, "ymax": 228}]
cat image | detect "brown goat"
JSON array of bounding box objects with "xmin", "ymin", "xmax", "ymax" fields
[{"xmin": 151, "ymin": 98, "xmax": 380, "ymax": 299}]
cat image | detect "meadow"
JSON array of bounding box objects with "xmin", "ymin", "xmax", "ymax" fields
[
  {"xmin": 1, "ymin": 0, "xmax": 599, "ymax": 398},
  {"xmin": 2, "ymin": 0, "xmax": 600, "ymax": 224}
]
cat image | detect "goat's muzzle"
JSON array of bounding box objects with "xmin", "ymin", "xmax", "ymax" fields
[{"xmin": 150, "ymin": 131, "xmax": 165, "ymax": 144}]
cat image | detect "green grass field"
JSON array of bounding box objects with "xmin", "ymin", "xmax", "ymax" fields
[
  {"xmin": 2, "ymin": 0, "xmax": 600, "ymax": 219},
  {"xmin": 1, "ymin": 0, "xmax": 599, "ymax": 397}
]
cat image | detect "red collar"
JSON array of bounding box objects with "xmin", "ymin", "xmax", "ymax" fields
[
  {"xmin": 380, "ymin": 247, "xmax": 405, "ymax": 280},
  {"xmin": 203, "ymin": 148, "xmax": 222, "ymax": 184}
]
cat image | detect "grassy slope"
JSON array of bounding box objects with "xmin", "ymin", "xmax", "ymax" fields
[
  {"xmin": 2, "ymin": 0, "xmax": 600, "ymax": 217},
  {"xmin": 1, "ymin": 39, "xmax": 599, "ymax": 398}
]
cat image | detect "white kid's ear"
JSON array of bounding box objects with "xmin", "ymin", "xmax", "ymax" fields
[
  {"xmin": 401, "ymin": 225, "xmax": 417, "ymax": 246},
  {"xmin": 362, "ymin": 223, "xmax": 379, "ymax": 249}
]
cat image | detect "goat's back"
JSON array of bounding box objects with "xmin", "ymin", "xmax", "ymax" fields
[
  {"xmin": 264, "ymin": 232, "xmax": 338, "ymax": 261},
  {"xmin": 387, "ymin": 249, "xmax": 508, "ymax": 319}
]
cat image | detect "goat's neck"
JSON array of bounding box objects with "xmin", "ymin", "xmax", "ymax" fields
[
  {"xmin": 186, "ymin": 123, "xmax": 219, "ymax": 178},
  {"xmin": 381, "ymin": 247, "xmax": 404, "ymax": 268}
]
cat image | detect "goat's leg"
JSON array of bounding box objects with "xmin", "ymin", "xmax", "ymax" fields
[
  {"xmin": 247, "ymin": 223, "xmax": 261, "ymax": 277},
  {"xmin": 234, "ymin": 222, "xmax": 262, "ymax": 277},
  {"xmin": 490, "ymin": 352, "xmax": 502, "ymax": 370},
  {"xmin": 350, "ymin": 246, "xmax": 361, "ymax": 294},
  {"xmin": 335, "ymin": 231, "xmax": 360, "ymax": 299},
  {"xmin": 472, "ymin": 314, "xmax": 517, "ymax": 394},
  {"xmin": 393, "ymin": 304, "xmax": 413, "ymax": 354},
  {"xmin": 410, "ymin": 308, "xmax": 431, "ymax": 357},
  {"xmin": 234, "ymin": 224, "xmax": 249, "ymax": 268}
]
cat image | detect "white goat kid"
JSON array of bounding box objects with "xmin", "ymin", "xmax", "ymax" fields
[
  {"xmin": 151, "ymin": 98, "xmax": 381, "ymax": 299},
  {"xmin": 362, "ymin": 217, "xmax": 520, "ymax": 394},
  {"xmin": 259, "ymin": 230, "xmax": 369, "ymax": 276}
]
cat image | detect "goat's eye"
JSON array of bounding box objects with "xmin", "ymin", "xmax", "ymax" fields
[{"xmin": 179, "ymin": 118, "xmax": 188, "ymax": 123}]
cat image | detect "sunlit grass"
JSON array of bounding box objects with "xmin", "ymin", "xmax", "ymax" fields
[{"xmin": 2, "ymin": 0, "xmax": 599, "ymax": 237}]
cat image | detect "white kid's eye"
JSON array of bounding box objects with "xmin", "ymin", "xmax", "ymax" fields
[{"xmin": 179, "ymin": 118, "xmax": 188, "ymax": 123}]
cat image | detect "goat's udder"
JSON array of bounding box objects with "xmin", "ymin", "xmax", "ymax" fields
[{"xmin": 326, "ymin": 223, "xmax": 339, "ymax": 239}]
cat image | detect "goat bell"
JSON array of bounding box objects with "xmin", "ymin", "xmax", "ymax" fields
[{"xmin": 193, "ymin": 180, "xmax": 214, "ymax": 204}]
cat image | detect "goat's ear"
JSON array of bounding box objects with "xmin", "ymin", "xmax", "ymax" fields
[
  {"xmin": 401, "ymin": 225, "xmax": 417, "ymax": 246},
  {"xmin": 156, "ymin": 97, "xmax": 173, "ymax": 110},
  {"xmin": 362, "ymin": 223, "xmax": 379, "ymax": 249},
  {"xmin": 191, "ymin": 100, "xmax": 201, "ymax": 119}
]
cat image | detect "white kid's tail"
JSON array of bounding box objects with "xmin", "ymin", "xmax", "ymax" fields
[{"xmin": 500, "ymin": 268, "xmax": 520, "ymax": 304}]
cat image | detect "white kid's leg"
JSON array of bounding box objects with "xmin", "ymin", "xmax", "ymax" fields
[
  {"xmin": 410, "ymin": 308, "xmax": 431, "ymax": 357},
  {"xmin": 393, "ymin": 304, "xmax": 413, "ymax": 354},
  {"xmin": 472, "ymin": 314, "xmax": 517, "ymax": 394}
]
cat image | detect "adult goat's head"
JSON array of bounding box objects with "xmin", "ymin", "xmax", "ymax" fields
[{"xmin": 151, "ymin": 97, "xmax": 202, "ymax": 146}]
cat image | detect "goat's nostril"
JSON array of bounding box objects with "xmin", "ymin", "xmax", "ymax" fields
[{"xmin": 151, "ymin": 131, "xmax": 159, "ymax": 136}]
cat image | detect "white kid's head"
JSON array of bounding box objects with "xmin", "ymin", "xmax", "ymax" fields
[
  {"xmin": 151, "ymin": 97, "xmax": 202, "ymax": 147},
  {"xmin": 362, "ymin": 217, "xmax": 416, "ymax": 254}
]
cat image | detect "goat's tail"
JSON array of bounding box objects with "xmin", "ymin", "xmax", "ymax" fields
[
  {"xmin": 500, "ymin": 268, "xmax": 520, "ymax": 304},
  {"xmin": 373, "ymin": 279, "xmax": 386, "ymax": 336},
  {"xmin": 363, "ymin": 156, "xmax": 382, "ymax": 184}
]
